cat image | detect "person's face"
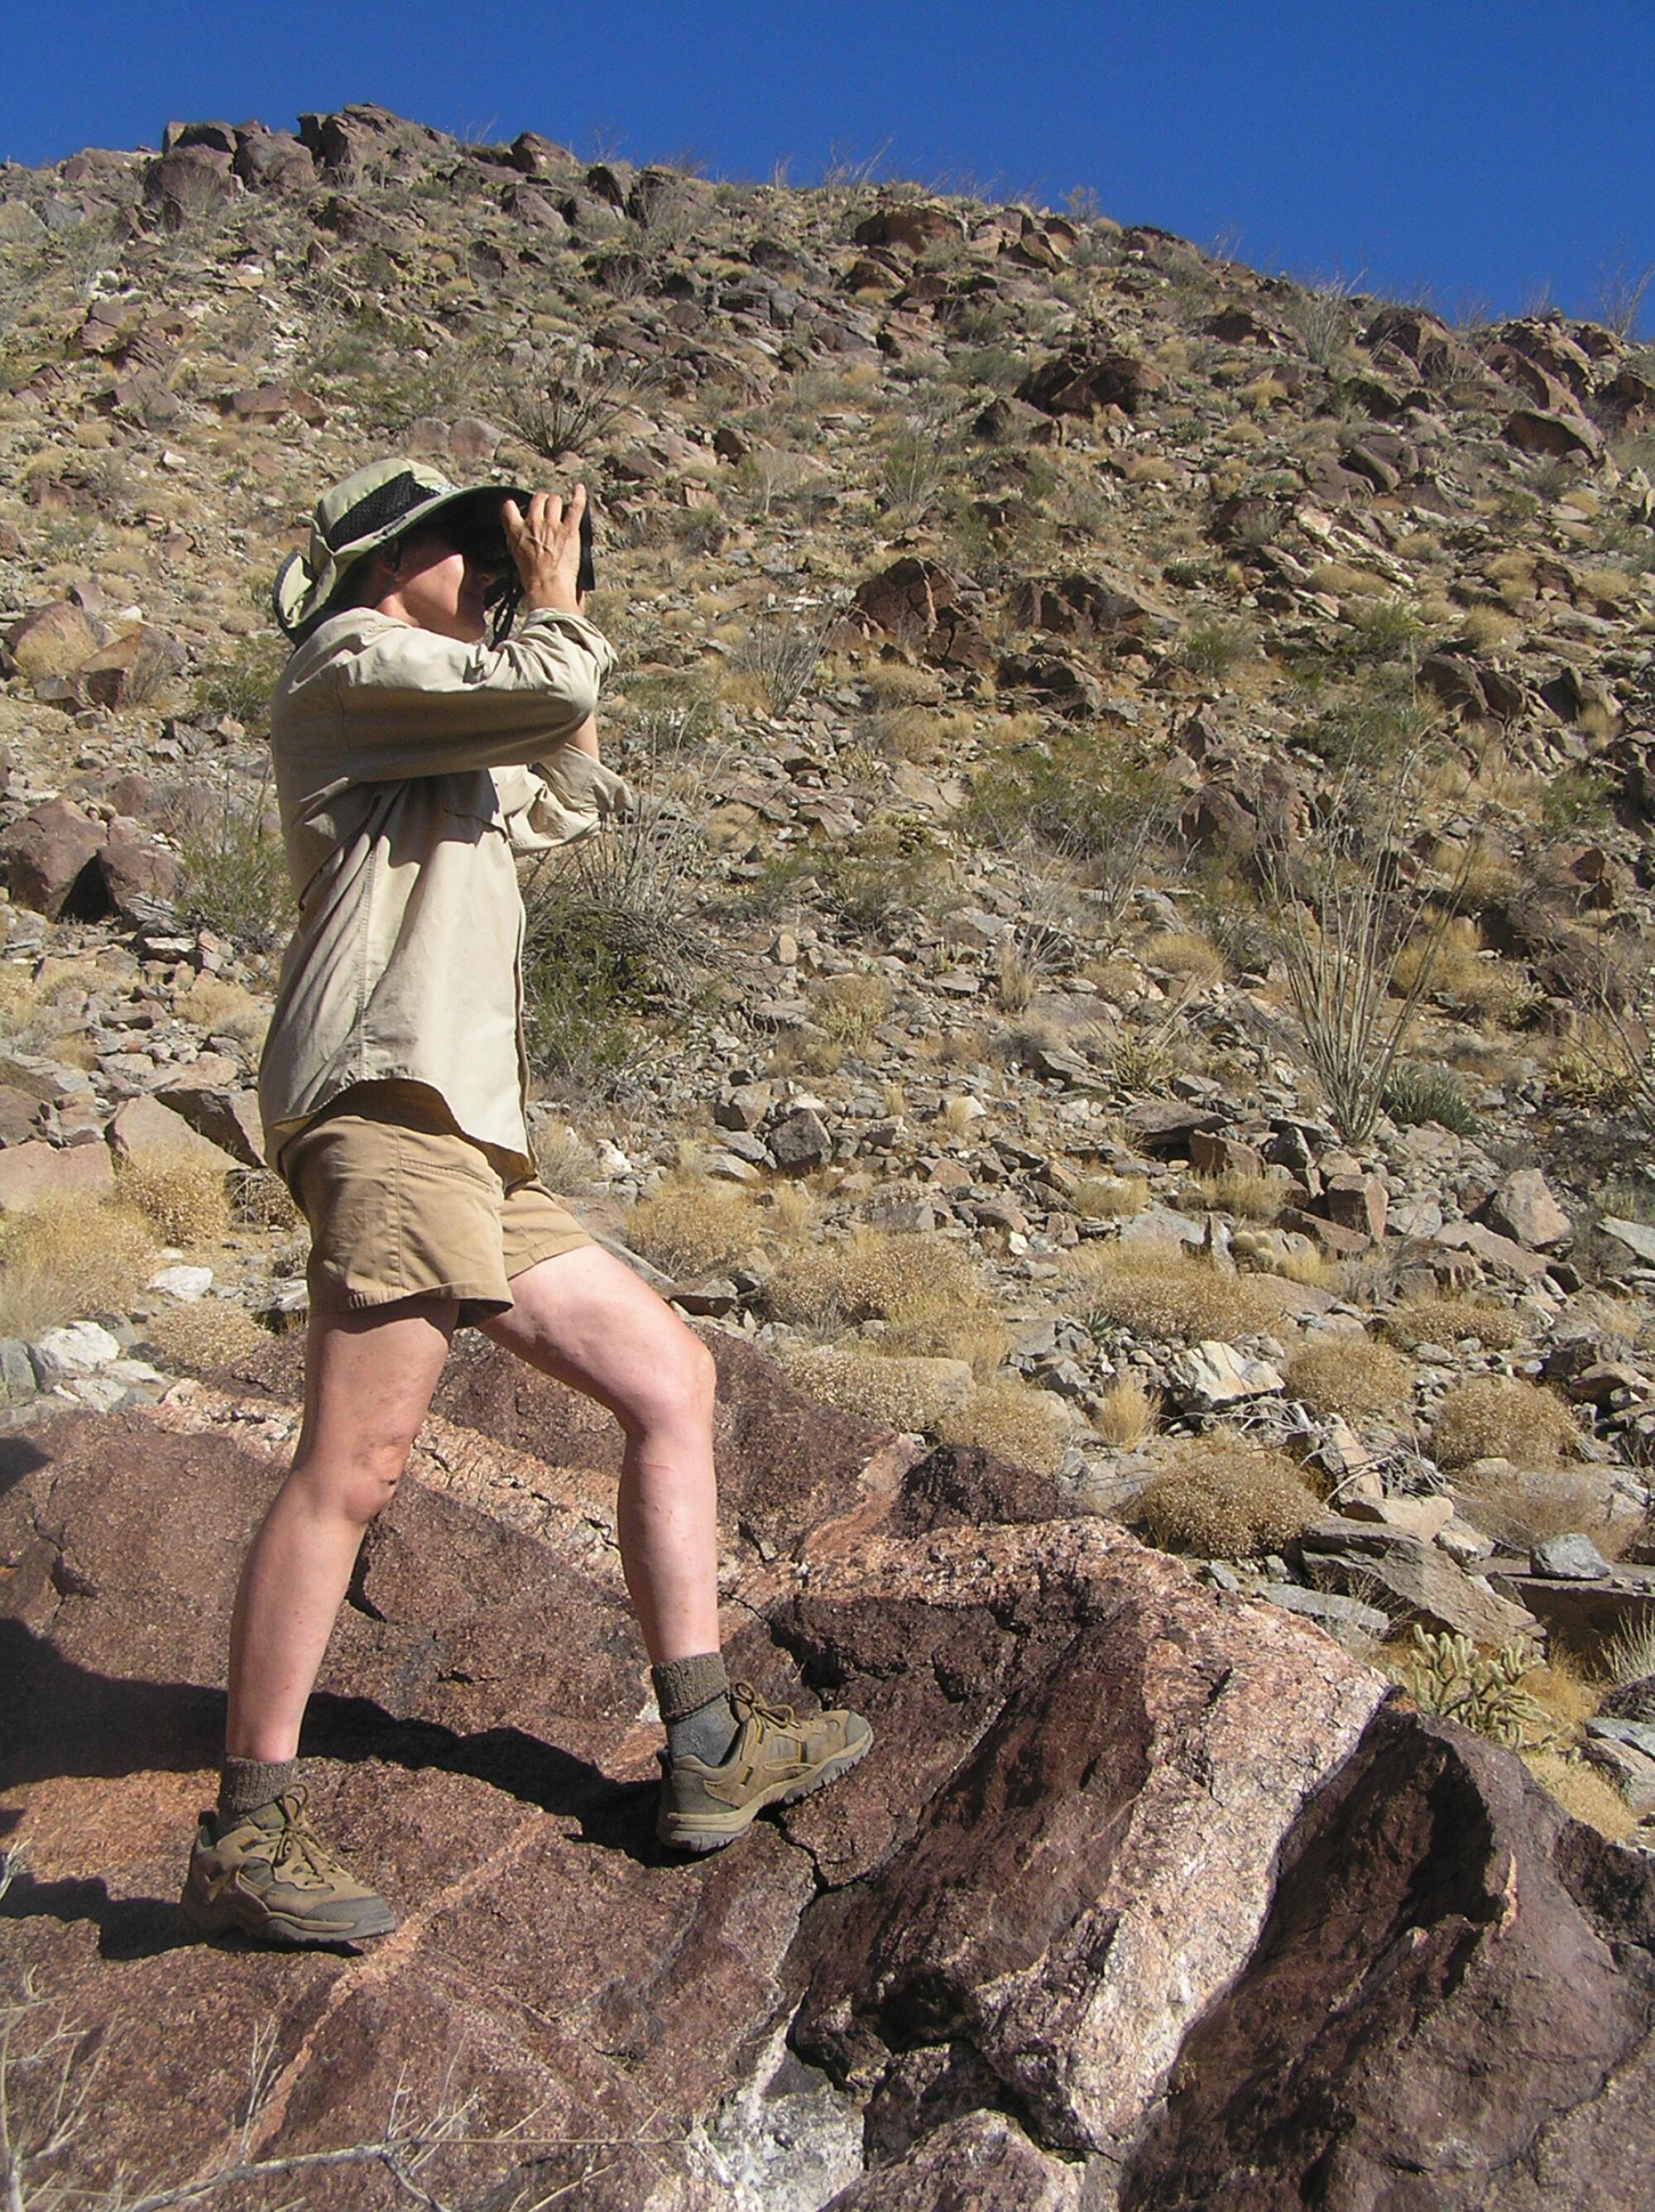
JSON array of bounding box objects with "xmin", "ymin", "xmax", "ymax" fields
[{"xmin": 377, "ymin": 526, "xmax": 508, "ymax": 643}]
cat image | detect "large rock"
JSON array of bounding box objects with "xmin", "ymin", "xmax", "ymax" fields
[
  {"xmin": 0, "ymin": 799, "xmax": 103, "ymax": 917},
  {"xmin": 106, "ymin": 1093, "xmax": 238, "ymax": 1175},
  {"xmin": 2, "ymin": 1336, "xmax": 1650, "ymax": 2210}
]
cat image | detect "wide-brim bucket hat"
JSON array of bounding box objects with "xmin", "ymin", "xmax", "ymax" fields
[{"xmin": 273, "ymin": 458, "xmax": 530, "ymax": 639}]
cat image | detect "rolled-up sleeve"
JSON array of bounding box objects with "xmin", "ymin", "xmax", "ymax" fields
[{"xmin": 331, "ymin": 607, "xmax": 616, "ymax": 781}]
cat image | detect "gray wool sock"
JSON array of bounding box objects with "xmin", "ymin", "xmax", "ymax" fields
[
  {"xmin": 216, "ymin": 1757, "xmax": 301, "ymax": 1835},
  {"xmin": 652, "ymin": 1653, "xmax": 738, "ymax": 1768}
]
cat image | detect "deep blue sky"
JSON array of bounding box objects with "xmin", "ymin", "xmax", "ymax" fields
[{"xmin": 5, "ymin": 1, "xmax": 1653, "ymax": 332}]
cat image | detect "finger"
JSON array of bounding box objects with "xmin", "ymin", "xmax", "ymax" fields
[{"xmin": 500, "ymin": 497, "xmax": 526, "ymax": 545}]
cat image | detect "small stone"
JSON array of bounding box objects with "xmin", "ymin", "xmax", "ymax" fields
[{"xmin": 150, "ymin": 1264, "xmax": 213, "ymax": 1301}]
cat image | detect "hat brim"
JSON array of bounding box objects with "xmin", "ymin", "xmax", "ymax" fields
[{"xmin": 274, "ymin": 481, "xmax": 534, "ymax": 639}]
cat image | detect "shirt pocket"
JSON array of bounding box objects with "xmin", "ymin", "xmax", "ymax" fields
[{"xmin": 432, "ymin": 769, "xmax": 507, "ymax": 836}]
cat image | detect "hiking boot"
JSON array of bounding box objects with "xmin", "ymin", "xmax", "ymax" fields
[
  {"xmin": 657, "ymin": 1681, "xmax": 872, "ymax": 1855},
  {"xmin": 180, "ymin": 1787, "xmax": 396, "ymax": 1947}
]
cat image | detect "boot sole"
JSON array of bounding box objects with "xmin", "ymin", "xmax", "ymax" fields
[
  {"xmin": 658, "ymin": 1725, "xmax": 873, "ymax": 1855},
  {"xmin": 181, "ymin": 1887, "xmax": 397, "ymax": 1948}
]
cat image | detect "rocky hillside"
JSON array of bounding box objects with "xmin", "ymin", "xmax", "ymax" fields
[{"xmin": 3, "ymin": 109, "xmax": 1655, "ymax": 1850}]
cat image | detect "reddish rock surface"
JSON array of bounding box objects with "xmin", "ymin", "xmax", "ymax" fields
[{"xmin": 2, "ymin": 1339, "xmax": 1652, "ymax": 2210}]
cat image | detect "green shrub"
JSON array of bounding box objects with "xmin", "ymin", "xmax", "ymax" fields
[
  {"xmin": 194, "ymin": 633, "xmax": 286, "ymax": 733},
  {"xmin": 177, "ymin": 774, "xmax": 290, "ymax": 952},
  {"xmin": 1383, "ymin": 1062, "xmax": 1478, "ymax": 1135}
]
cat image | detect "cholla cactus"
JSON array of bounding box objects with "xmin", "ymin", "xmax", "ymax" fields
[{"xmin": 1394, "ymin": 1625, "xmax": 1546, "ymax": 1748}]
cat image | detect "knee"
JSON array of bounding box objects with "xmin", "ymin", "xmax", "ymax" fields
[
  {"xmin": 621, "ymin": 1327, "xmax": 717, "ymax": 1438},
  {"xmin": 295, "ymin": 1434, "xmax": 414, "ymax": 1527}
]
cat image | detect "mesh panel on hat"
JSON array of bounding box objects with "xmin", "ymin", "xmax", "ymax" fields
[{"xmin": 323, "ymin": 469, "xmax": 435, "ymax": 552}]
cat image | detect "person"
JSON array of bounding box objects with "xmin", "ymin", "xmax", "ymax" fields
[{"xmin": 180, "ymin": 458, "xmax": 871, "ymax": 1946}]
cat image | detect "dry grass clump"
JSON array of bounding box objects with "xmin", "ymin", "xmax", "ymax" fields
[
  {"xmin": 1520, "ymin": 1749, "xmax": 1635, "ymax": 1842},
  {"xmin": 1431, "ymin": 1377, "xmax": 1580, "ymax": 1472},
  {"xmin": 1451, "ymin": 1465, "xmax": 1638, "ymax": 1557},
  {"xmin": 0, "ymin": 1192, "xmax": 159, "ymax": 1338},
  {"xmin": 532, "ymin": 1120, "xmax": 598, "ymax": 1200},
  {"xmin": 626, "ymin": 1171, "xmax": 763, "ymax": 1278},
  {"xmin": 1132, "ymin": 1434, "xmax": 1322, "ymax": 1557},
  {"xmin": 0, "ymin": 965, "xmax": 41, "ymax": 1037},
  {"xmin": 936, "ymin": 1377, "xmax": 1074, "ymax": 1475},
  {"xmin": 144, "ymin": 1297, "xmax": 266, "ymax": 1374},
  {"xmin": 1072, "ymin": 1173, "xmax": 1149, "ymax": 1220},
  {"xmin": 1391, "ymin": 917, "xmax": 1536, "ymax": 1024},
  {"xmin": 1192, "ymin": 1170, "xmax": 1287, "ymax": 1223},
  {"xmin": 1286, "ymin": 1332, "xmax": 1414, "ymax": 1419},
  {"xmin": 1140, "ymin": 929, "xmax": 1224, "ymax": 982},
  {"xmin": 1381, "ymin": 1294, "xmax": 1529, "ymax": 1352},
  {"xmin": 1063, "ymin": 1239, "xmax": 1289, "ymax": 1342},
  {"xmin": 176, "ymin": 973, "xmax": 269, "ymax": 1048},
  {"xmin": 782, "ymin": 1345, "xmax": 973, "ymax": 1432},
  {"xmin": 765, "ymin": 1226, "xmax": 1009, "ymax": 1374},
  {"xmin": 118, "ymin": 1160, "xmax": 233, "ymax": 1246},
  {"xmin": 229, "ymin": 1166, "xmax": 300, "ymax": 1233},
  {"xmin": 1091, "ymin": 1373, "xmax": 1160, "ymax": 1447},
  {"xmin": 1603, "ymin": 1617, "xmax": 1655, "ymax": 1687}
]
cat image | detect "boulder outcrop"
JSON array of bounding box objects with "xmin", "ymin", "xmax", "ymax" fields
[{"xmin": 3, "ymin": 1336, "xmax": 1651, "ymax": 2209}]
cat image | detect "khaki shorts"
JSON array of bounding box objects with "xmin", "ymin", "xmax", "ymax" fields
[{"xmin": 279, "ymin": 1086, "xmax": 592, "ymax": 1323}]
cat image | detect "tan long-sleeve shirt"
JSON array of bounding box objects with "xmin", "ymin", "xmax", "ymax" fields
[{"xmin": 257, "ymin": 604, "xmax": 626, "ymax": 1175}]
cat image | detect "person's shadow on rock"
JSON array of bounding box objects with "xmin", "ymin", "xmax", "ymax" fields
[{"xmin": 0, "ymin": 1618, "xmax": 666, "ymax": 1954}]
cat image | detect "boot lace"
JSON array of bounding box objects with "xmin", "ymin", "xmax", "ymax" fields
[
  {"xmin": 731, "ymin": 1682, "xmax": 799, "ymax": 1742},
  {"xmin": 263, "ymin": 1791, "xmax": 351, "ymax": 1892}
]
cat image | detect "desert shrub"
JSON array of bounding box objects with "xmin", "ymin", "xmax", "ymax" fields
[
  {"xmin": 1177, "ymin": 617, "xmax": 1255, "ymax": 680},
  {"xmin": 531, "ymin": 1120, "xmax": 598, "ymax": 1200},
  {"xmin": 1520, "ymin": 1750, "xmax": 1635, "ymax": 1842},
  {"xmin": 1286, "ymin": 1333, "xmax": 1414, "ymax": 1419},
  {"xmin": 1064, "ymin": 1239, "xmax": 1288, "ymax": 1342},
  {"xmin": 0, "ymin": 1192, "xmax": 158, "ymax": 1339},
  {"xmin": 1431, "ymin": 1377, "xmax": 1580, "ymax": 1471},
  {"xmin": 119, "ymin": 1160, "xmax": 233, "ymax": 1245},
  {"xmin": 1132, "ymin": 1434, "xmax": 1321, "ymax": 1557},
  {"xmin": 729, "ymin": 615, "xmax": 826, "ymax": 714},
  {"xmin": 1383, "ymin": 1061, "xmax": 1477, "ymax": 1134},
  {"xmin": 520, "ymin": 765, "xmax": 708, "ymax": 1089},
  {"xmin": 144, "ymin": 1297, "xmax": 266, "ymax": 1374},
  {"xmin": 229, "ymin": 1167, "xmax": 300, "ymax": 1233},
  {"xmin": 626, "ymin": 1173, "xmax": 762, "ymax": 1278},
  {"xmin": 1391, "ymin": 1626, "xmax": 1544, "ymax": 1747},
  {"xmin": 936, "ymin": 1377, "xmax": 1074, "ymax": 1475},
  {"xmin": 193, "ymin": 632, "xmax": 286, "ymax": 732},
  {"xmin": 1381, "ymin": 1294, "xmax": 1528, "ymax": 1353},
  {"xmin": 764, "ymin": 1227, "xmax": 1007, "ymax": 1373},
  {"xmin": 967, "ymin": 735, "xmax": 1173, "ymax": 925},
  {"xmin": 176, "ymin": 772, "xmax": 290, "ymax": 953},
  {"xmin": 1452, "ymin": 1466, "xmax": 1638, "ymax": 1557},
  {"xmin": 1264, "ymin": 765, "xmax": 1472, "ymax": 1144},
  {"xmin": 813, "ymin": 972, "xmax": 892, "ymax": 1046},
  {"xmin": 504, "ymin": 343, "xmax": 664, "ymax": 459},
  {"xmin": 784, "ymin": 1345, "xmax": 973, "ymax": 1432},
  {"xmin": 813, "ymin": 825, "xmax": 952, "ymax": 941},
  {"xmin": 1141, "ymin": 929, "xmax": 1224, "ymax": 982},
  {"xmin": 1091, "ymin": 1373, "xmax": 1160, "ymax": 1447}
]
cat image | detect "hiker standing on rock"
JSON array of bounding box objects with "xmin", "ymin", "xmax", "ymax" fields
[{"xmin": 181, "ymin": 458, "xmax": 871, "ymax": 1946}]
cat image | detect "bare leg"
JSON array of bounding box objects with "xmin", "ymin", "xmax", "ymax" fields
[
  {"xmin": 482, "ymin": 1246, "xmax": 721, "ymax": 1663},
  {"xmin": 224, "ymin": 1299, "xmax": 456, "ymax": 1762}
]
